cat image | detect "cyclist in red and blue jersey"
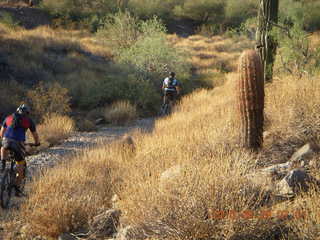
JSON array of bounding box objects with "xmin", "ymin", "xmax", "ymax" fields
[{"xmin": 0, "ymin": 104, "xmax": 40, "ymax": 195}]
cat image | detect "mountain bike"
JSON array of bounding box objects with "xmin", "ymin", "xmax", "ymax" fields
[
  {"xmin": 159, "ymin": 101, "xmax": 172, "ymax": 116},
  {"xmin": 0, "ymin": 143, "xmax": 36, "ymax": 209},
  {"xmin": 159, "ymin": 91, "xmax": 177, "ymax": 117}
]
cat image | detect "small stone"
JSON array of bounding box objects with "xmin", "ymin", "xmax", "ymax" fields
[
  {"xmin": 95, "ymin": 118, "xmax": 105, "ymax": 125},
  {"xmin": 89, "ymin": 209, "xmax": 121, "ymax": 237},
  {"xmin": 116, "ymin": 226, "xmax": 146, "ymax": 240},
  {"xmin": 58, "ymin": 233, "xmax": 77, "ymax": 240},
  {"xmin": 290, "ymin": 143, "xmax": 320, "ymax": 165},
  {"xmin": 274, "ymin": 169, "xmax": 318, "ymax": 197}
]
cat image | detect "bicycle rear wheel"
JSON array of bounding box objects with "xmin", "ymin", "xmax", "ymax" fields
[
  {"xmin": 160, "ymin": 103, "xmax": 171, "ymax": 116},
  {"xmin": 0, "ymin": 169, "xmax": 13, "ymax": 209}
]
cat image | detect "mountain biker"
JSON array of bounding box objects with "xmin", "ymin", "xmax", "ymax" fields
[
  {"xmin": 162, "ymin": 72, "xmax": 181, "ymax": 107},
  {"xmin": 0, "ymin": 104, "xmax": 40, "ymax": 195}
]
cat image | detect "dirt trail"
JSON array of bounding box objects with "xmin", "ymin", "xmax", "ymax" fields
[
  {"xmin": 28, "ymin": 118, "xmax": 154, "ymax": 179},
  {"xmin": 0, "ymin": 118, "xmax": 155, "ymax": 233}
]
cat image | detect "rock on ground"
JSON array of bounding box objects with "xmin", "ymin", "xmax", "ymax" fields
[{"xmin": 89, "ymin": 209, "xmax": 121, "ymax": 238}]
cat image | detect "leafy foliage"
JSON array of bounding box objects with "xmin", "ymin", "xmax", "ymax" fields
[
  {"xmin": 173, "ymin": 0, "xmax": 225, "ymax": 24},
  {"xmin": 273, "ymin": 20, "xmax": 320, "ymax": 78},
  {"xmin": 0, "ymin": 12, "xmax": 20, "ymax": 29},
  {"xmin": 97, "ymin": 13, "xmax": 190, "ymax": 113},
  {"xmin": 27, "ymin": 82, "xmax": 71, "ymax": 120}
]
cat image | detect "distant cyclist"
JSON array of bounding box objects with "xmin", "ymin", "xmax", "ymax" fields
[
  {"xmin": 162, "ymin": 72, "xmax": 181, "ymax": 107},
  {"xmin": 0, "ymin": 104, "xmax": 40, "ymax": 195}
]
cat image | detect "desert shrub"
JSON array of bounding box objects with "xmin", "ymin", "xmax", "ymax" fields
[
  {"xmin": 86, "ymin": 108, "xmax": 104, "ymax": 120},
  {"xmin": 98, "ymin": 12, "xmax": 166, "ymax": 51},
  {"xmin": 41, "ymin": 0, "xmax": 118, "ymax": 17},
  {"xmin": 173, "ymin": 0, "xmax": 225, "ymax": 24},
  {"xmin": 273, "ymin": 21, "xmax": 320, "ymax": 78},
  {"xmin": 104, "ymin": 100, "xmax": 137, "ymax": 125},
  {"xmin": 97, "ymin": 14, "xmax": 191, "ymax": 113},
  {"xmin": 37, "ymin": 113, "xmax": 75, "ymax": 147},
  {"xmin": 224, "ymin": 0, "xmax": 257, "ymax": 28},
  {"xmin": 0, "ymin": 12, "xmax": 20, "ymax": 29},
  {"xmin": 97, "ymin": 11, "xmax": 140, "ymax": 49},
  {"xmin": 127, "ymin": 0, "xmax": 181, "ymax": 20},
  {"xmin": 42, "ymin": 0, "xmax": 120, "ymax": 30},
  {"xmin": 279, "ymin": 0, "xmax": 320, "ymax": 32},
  {"xmin": 27, "ymin": 82, "xmax": 71, "ymax": 120},
  {"xmin": 111, "ymin": 15, "xmax": 189, "ymax": 79},
  {"xmin": 0, "ymin": 81, "xmax": 25, "ymax": 120},
  {"xmin": 76, "ymin": 119, "xmax": 97, "ymax": 132},
  {"xmin": 118, "ymin": 33, "xmax": 188, "ymax": 76}
]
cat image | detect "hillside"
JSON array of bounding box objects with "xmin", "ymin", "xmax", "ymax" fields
[
  {"xmin": 0, "ymin": 2, "xmax": 320, "ymax": 240},
  {"xmin": 0, "ymin": 31, "xmax": 317, "ymax": 239}
]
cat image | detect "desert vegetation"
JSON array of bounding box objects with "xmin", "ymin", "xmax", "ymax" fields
[
  {"xmin": 1, "ymin": 0, "xmax": 320, "ymax": 239},
  {"xmin": 13, "ymin": 23, "xmax": 320, "ymax": 240}
]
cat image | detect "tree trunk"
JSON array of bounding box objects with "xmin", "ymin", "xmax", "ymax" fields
[{"xmin": 256, "ymin": 0, "xmax": 279, "ymax": 82}]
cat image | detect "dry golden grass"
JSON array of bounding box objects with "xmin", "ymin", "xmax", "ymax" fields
[
  {"xmin": 19, "ymin": 71, "xmax": 319, "ymax": 239},
  {"xmin": 105, "ymin": 100, "xmax": 138, "ymax": 126},
  {"xmin": 18, "ymin": 34, "xmax": 320, "ymax": 239},
  {"xmin": 170, "ymin": 34, "xmax": 253, "ymax": 87},
  {"xmin": 37, "ymin": 114, "xmax": 75, "ymax": 147},
  {"xmin": 284, "ymin": 189, "xmax": 320, "ymax": 240},
  {"xmin": 20, "ymin": 146, "xmax": 116, "ymax": 238}
]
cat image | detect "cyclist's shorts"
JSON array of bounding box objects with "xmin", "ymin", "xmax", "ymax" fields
[
  {"xmin": 164, "ymin": 90, "xmax": 177, "ymax": 101},
  {"xmin": 1, "ymin": 138, "xmax": 25, "ymax": 162}
]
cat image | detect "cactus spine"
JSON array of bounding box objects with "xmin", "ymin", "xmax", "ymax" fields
[
  {"xmin": 237, "ymin": 50, "xmax": 264, "ymax": 150},
  {"xmin": 256, "ymin": 0, "xmax": 279, "ymax": 82}
]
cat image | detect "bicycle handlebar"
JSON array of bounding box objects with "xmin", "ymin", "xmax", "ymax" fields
[{"xmin": 25, "ymin": 143, "xmax": 41, "ymax": 147}]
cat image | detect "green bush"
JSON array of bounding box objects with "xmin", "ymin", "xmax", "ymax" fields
[
  {"xmin": 225, "ymin": 0, "xmax": 257, "ymax": 28},
  {"xmin": 96, "ymin": 13, "xmax": 191, "ymax": 113},
  {"xmin": 0, "ymin": 12, "xmax": 20, "ymax": 29},
  {"xmin": 42, "ymin": 0, "xmax": 117, "ymax": 16},
  {"xmin": 279, "ymin": 0, "xmax": 320, "ymax": 31},
  {"xmin": 127, "ymin": 0, "xmax": 181, "ymax": 20},
  {"xmin": 97, "ymin": 11, "xmax": 140, "ymax": 49},
  {"xmin": 273, "ymin": 21, "xmax": 320, "ymax": 78},
  {"xmin": 118, "ymin": 33, "xmax": 187, "ymax": 75},
  {"xmin": 42, "ymin": 0, "xmax": 119, "ymax": 30},
  {"xmin": 173, "ymin": 0, "xmax": 225, "ymax": 24},
  {"xmin": 100, "ymin": 13, "xmax": 189, "ymax": 77}
]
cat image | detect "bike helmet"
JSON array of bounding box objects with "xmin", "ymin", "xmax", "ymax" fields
[{"xmin": 16, "ymin": 104, "xmax": 30, "ymax": 115}]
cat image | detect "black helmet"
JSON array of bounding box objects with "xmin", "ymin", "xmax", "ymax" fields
[
  {"xmin": 169, "ymin": 72, "xmax": 175, "ymax": 78},
  {"xmin": 16, "ymin": 104, "xmax": 30, "ymax": 115}
]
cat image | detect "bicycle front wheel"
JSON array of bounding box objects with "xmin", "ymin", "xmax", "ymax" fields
[{"xmin": 0, "ymin": 170, "xmax": 13, "ymax": 209}]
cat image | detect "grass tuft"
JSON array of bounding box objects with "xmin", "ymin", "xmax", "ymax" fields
[
  {"xmin": 104, "ymin": 101, "xmax": 138, "ymax": 126},
  {"xmin": 37, "ymin": 114, "xmax": 75, "ymax": 147}
]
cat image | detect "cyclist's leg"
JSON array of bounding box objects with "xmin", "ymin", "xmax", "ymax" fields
[
  {"xmin": 170, "ymin": 92, "xmax": 176, "ymax": 108},
  {"xmin": 11, "ymin": 142, "xmax": 26, "ymax": 189},
  {"xmin": 163, "ymin": 91, "xmax": 169, "ymax": 105},
  {"xmin": 1, "ymin": 139, "xmax": 10, "ymax": 172}
]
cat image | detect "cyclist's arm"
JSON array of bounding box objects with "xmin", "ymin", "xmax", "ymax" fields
[
  {"xmin": 29, "ymin": 119, "xmax": 40, "ymax": 146},
  {"xmin": 31, "ymin": 131, "xmax": 40, "ymax": 145},
  {"xmin": 176, "ymin": 81, "xmax": 182, "ymax": 95},
  {"xmin": 162, "ymin": 79, "xmax": 166, "ymax": 90},
  {"xmin": 0, "ymin": 120, "xmax": 7, "ymax": 138},
  {"xmin": 0, "ymin": 126, "xmax": 5, "ymax": 138}
]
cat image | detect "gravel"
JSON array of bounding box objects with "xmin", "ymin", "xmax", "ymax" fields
[{"xmin": 27, "ymin": 118, "xmax": 155, "ymax": 177}]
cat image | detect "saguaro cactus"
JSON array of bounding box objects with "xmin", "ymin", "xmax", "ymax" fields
[
  {"xmin": 256, "ymin": 0, "xmax": 279, "ymax": 82},
  {"xmin": 237, "ymin": 50, "xmax": 264, "ymax": 150}
]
